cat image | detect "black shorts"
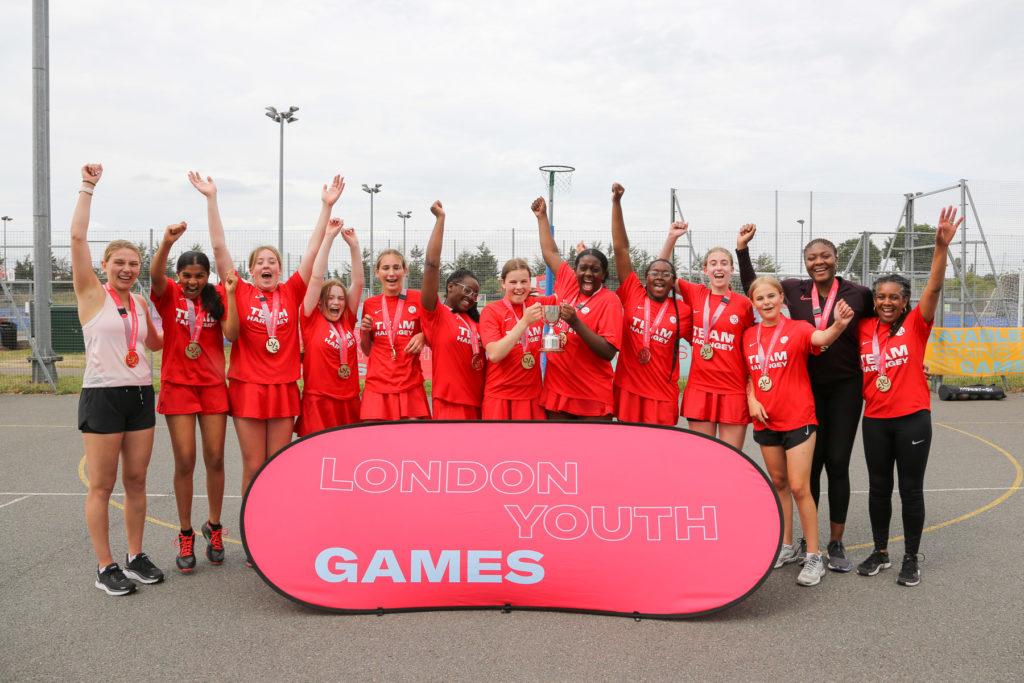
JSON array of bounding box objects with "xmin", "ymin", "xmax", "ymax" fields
[
  {"xmin": 753, "ymin": 424, "xmax": 817, "ymax": 450},
  {"xmin": 78, "ymin": 386, "xmax": 156, "ymax": 434}
]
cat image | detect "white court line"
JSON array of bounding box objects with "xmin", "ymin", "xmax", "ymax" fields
[
  {"xmin": 0, "ymin": 492, "xmax": 242, "ymax": 498},
  {"xmin": 0, "ymin": 495, "xmax": 31, "ymax": 509}
]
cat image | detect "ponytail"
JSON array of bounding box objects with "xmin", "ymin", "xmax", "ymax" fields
[{"xmin": 200, "ymin": 283, "xmax": 225, "ymax": 321}]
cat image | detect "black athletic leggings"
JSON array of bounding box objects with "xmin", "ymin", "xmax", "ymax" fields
[
  {"xmin": 810, "ymin": 376, "xmax": 863, "ymax": 525},
  {"xmin": 861, "ymin": 409, "xmax": 932, "ymax": 555}
]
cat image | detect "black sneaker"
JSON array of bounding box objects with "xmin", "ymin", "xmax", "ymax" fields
[
  {"xmin": 123, "ymin": 552, "xmax": 165, "ymax": 584},
  {"xmin": 827, "ymin": 540, "xmax": 854, "ymax": 573},
  {"xmin": 897, "ymin": 554, "xmax": 922, "ymax": 587},
  {"xmin": 95, "ymin": 563, "xmax": 137, "ymax": 596},
  {"xmin": 857, "ymin": 550, "xmax": 892, "ymax": 576},
  {"xmin": 201, "ymin": 522, "xmax": 226, "ymax": 565},
  {"xmin": 176, "ymin": 531, "xmax": 197, "ymax": 573}
]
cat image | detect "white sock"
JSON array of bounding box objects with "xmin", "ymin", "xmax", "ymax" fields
[{"xmin": 128, "ymin": 553, "xmax": 138, "ymax": 563}]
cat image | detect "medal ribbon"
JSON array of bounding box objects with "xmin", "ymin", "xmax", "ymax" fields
[
  {"xmin": 455, "ymin": 311, "xmax": 481, "ymax": 357},
  {"xmin": 380, "ymin": 291, "xmax": 407, "ymax": 356},
  {"xmin": 871, "ymin": 320, "xmax": 891, "ymax": 382},
  {"xmin": 642, "ymin": 296, "xmax": 671, "ymax": 350},
  {"xmin": 503, "ymin": 299, "xmax": 531, "ymax": 355},
  {"xmin": 258, "ymin": 289, "xmax": 281, "ymax": 341},
  {"xmin": 812, "ymin": 278, "xmax": 840, "ymax": 330},
  {"xmin": 185, "ymin": 298, "xmax": 206, "ymax": 345},
  {"xmin": 330, "ymin": 318, "xmax": 351, "ymax": 370},
  {"xmin": 755, "ymin": 318, "xmax": 786, "ymax": 382},
  {"xmin": 700, "ymin": 293, "xmax": 730, "ymax": 348},
  {"xmin": 105, "ymin": 285, "xmax": 139, "ymax": 356}
]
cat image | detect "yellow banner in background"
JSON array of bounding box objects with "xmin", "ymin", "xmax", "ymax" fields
[{"xmin": 926, "ymin": 327, "xmax": 1024, "ymax": 376}]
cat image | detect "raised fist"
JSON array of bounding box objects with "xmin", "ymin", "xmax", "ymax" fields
[
  {"xmin": 531, "ymin": 197, "xmax": 547, "ymax": 218},
  {"xmin": 164, "ymin": 222, "xmax": 188, "ymax": 243},
  {"xmin": 430, "ymin": 200, "xmax": 444, "ymax": 218},
  {"xmin": 737, "ymin": 223, "xmax": 757, "ymax": 249},
  {"xmin": 326, "ymin": 217, "xmax": 344, "ymax": 238},
  {"xmin": 668, "ymin": 220, "xmax": 689, "ymax": 239},
  {"xmin": 611, "ymin": 183, "xmax": 625, "ymax": 201},
  {"xmin": 81, "ymin": 164, "xmax": 103, "ymax": 184}
]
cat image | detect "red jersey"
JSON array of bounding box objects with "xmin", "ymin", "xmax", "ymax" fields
[
  {"xmin": 678, "ymin": 279, "xmax": 754, "ymax": 395},
  {"xmin": 227, "ymin": 271, "xmax": 306, "ymax": 384},
  {"xmin": 543, "ymin": 262, "xmax": 623, "ymax": 405},
  {"xmin": 362, "ymin": 290, "xmax": 425, "ymax": 394},
  {"xmin": 743, "ymin": 318, "xmax": 821, "ymax": 432},
  {"xmin": 614, "ymin": 272, "xmax": 693, "ymax": 402},
  {"xmin": 151, "ymin": 279, "xmax": 227, "ymax": 386},
  {"xmin": 422, "ymin": 304, "xmax": 485, "ymax": 408},
  {"xmin": 300, "ymin": 307, "xmax": 360, "ymax": 400},
  {"xmin": 479, "ymin": 295, "xmax": 556, "ymax": 401},
  {"xmin": 859, "ymin": 306, "xmax": 933, "ymax": 419}
]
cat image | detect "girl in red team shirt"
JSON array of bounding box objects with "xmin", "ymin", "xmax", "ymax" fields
[
  {"xmin": 659, "ymin": 222, "xmax": 755, "ymax": 449},
  {"xmin": 479, "ymin": 259, "xmax": 553, "ymax": 420},
  {"xmin": 150, "ymin": 222, "xmax": 230, "ymax": 572},
  {"xmin": 193, "ymin": 171, "xmax": 339, "ymax": 499},
  {"xmin": 421, "ymin": 201, "xmax": 485, "ymax": 419},
  {"xmin": 359, "ymin": 250, "xmax": 429, "ymax": 420},
  {"xmin": 533, "ymin": 197, "xmax": 624, "ymax": 420},
  {"xmin": 295, "ymin": 217, "xmax": 364, "ymax": 436},
  {"xmin": 855, "ymin": 207, "xmax": 962, "ymax": 588},
  {"xmin": 609, "ymin": 183, "xmax": 693, "ymax": 425},
  {"xmin": 745, "ymin": 276, "xmax": 853, "ymax": 586}
]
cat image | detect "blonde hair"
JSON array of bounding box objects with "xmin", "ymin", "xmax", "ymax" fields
[
  {"xmin": 248, "ymin": 245, "xmax": 283, "ymax": 271},
  {"xmin": 319, "ymin": 278, "xmax": 347, "ymax": 311},
  {"xmin": 702, "ymin": 246, "xmax": 734, "ymax": 268},
  {"xmin": 748, "ymin": 275, "xmax": 783, "ymax": 299},
  {"xmin": 501, "ymin": 258, "xmax": 531, "ymax": 280},
  {"xmin": 374, "ymin": 249, "xmax": 407, "ymax": 271},
  {"xmin": 102, "ymin": 240, "xmax": 142, "ymax": 263}
]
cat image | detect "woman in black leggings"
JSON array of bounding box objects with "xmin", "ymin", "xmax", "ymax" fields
[
  {"xmin": 855, "ymin": 206, "xmax": 962, "ymax": 586},
  {"xmin": 737, "ymin": 225, "xmax": 873, "ymax": 571}
]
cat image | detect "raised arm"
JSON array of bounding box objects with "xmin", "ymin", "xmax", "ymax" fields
[
  {"xmin": 533, "ymin": 197, "xmax": 562, "ymax": 273},
  {"xmin": 422, "ymin": 201, "xmax": 445, "ymax": 312},
  {"xmin": 221, "ymin": 269, "xmax": 240, "ymax": 342},
  {"xmin": 919, "ymin": 206, "xmax": 963, "ymax": 323},
  {"xmin": 141, "ymin": 294, "xmax": 163, "ymax": 351},
  {"xmin": 150, "ymin": 222, "xmax": 188, "ymax": 299},
  {"xmin": 303, "ymin": 218, "xmax": 343, "ymax": 316},
  {"xmin": 735, "ymin": 223, "xmax": 757, "ymax": 295},
  {"xmin": 810, "ymin": 298, "xmax": 854, "ymax": 348},
  {"xmin": 340, "ymin": 223, "xmax": 363, "ymax": 316},
  {"xmin": 296, "ymin": 175, "xmax": 345, "ymax": 284},
  {"xmin": 188, "ymin": 171, "xmax": 234, "ymax": 278},
  {"xmin": 485, "ymin": 302, "xmax": 543, "ymax": 362},
  {"xmin": 609, "ymin": 183, "xmax": 633, "ymax": 280},
  {"xmin": 70, "ymin": 164, "xmax": 105, "ymax": 315},
  {"xmin": 657, "ymin": 220, "xmax": 689, "ymax": 261}
]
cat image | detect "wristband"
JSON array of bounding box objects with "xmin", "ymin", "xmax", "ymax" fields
[
  {"xmin": 79, "ymin": 187, "xmax": 94, "ymax": 196},
  {"xmin": 81, "ymin": 179, "xmax": 96, "ymax": 186}
]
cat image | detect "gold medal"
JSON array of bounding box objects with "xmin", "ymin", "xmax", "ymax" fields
[
  {"xmin": 521, "ymin": 352, "xmax": 536, "ymax": 369},
  {"xmin": 876, "ymin": 375, "xmax": 892, "ymax": 392},
  {"xmin": 265, "ymin": 337, "xmax": 280, "ymax": 354},
  {"xmin": 700, "ymin": 344, "xmax": 714, "ymax": 360},
  {"xmin": 185, "ymin": 341, "xmax": 202, "ymax": 360},
  {"xmin": 125, "ymin": 350, "xmax": 140, "ymax": 368},
  {"xmin": 758, "ymin": 375, "xmax": 773, "ymax": 392},
  {"xmin": 338, "ymin": 363, "xmax": 351, "ymax": 379},
  {"xmin": 637, "ymin": 348, "xmax": 652, "ymax": 365},
  {"xmin": 471, "ymin": 353, "xmax": 483, "ymax": 371}
]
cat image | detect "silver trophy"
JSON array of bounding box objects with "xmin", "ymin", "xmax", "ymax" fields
[{"xmin": 542, "ymin": 305, "xmax": 563, "ymax": 353}]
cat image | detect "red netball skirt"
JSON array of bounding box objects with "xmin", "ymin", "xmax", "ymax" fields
[
  {"xmin": 228, "ymin": 379, "xmax": 301, "ymax": 419},
  {"xmin": 681, "ymin": 385, "xmax": 750, "ymax": 425},
  {"xmin": 360, "ymin": 386, "xmax": 431, "ymax": 421},
  {"xmin": 431, "ymin": 398, "xmax": 481, "ymax": 421},
  {"xmin": 540, "ymin": 387, "xmax": 613, "ymax": 418},
  {"xmin": 295, "ymin": 393, "xmax": 361, "ymax": 436},
  {"xmin": 158, "ymin": 381, "xmax": 229, "ymax": 416},
  {"xmin": 613, "ymin": 386, "xmax": 679, "ymax": 426},
  {"xmin": 480, "ymin": 396, "xmax": 546, "ymax": 420}
]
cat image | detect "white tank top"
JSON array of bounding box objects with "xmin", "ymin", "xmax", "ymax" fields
[{"xmin": 82, "ymin": 292, "xmax": 152, "ymax": 388}]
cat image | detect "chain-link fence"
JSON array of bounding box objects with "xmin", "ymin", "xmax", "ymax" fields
[{"xmin": 3, "ymin": 181, "xmax": 1023, "ymax": 393}]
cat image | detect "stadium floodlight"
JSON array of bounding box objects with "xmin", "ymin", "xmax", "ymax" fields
[
  {"xmin": 265, "ymin": 105, "xmax": 300, "ymax": 255},
  {"xmin": 362, "ymin": 184, "xmax": 383, "ymax": 294},
  {"xmin": 397, "ymin": 211, "xmax": 412, "ymax": 254}
]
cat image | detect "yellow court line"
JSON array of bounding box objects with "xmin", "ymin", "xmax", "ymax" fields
[
  {"xmin": 78, "ymin": 420, "xmax": 1022, "ymax": 555},
  {"xmin": 845, "ymin": 422, "xmax": 1023, "ymax": 551},
  {"xmin": 77, "ymin": 454, "xmax": 243, "ymax": 546}
]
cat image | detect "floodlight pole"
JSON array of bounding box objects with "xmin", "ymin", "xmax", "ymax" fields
[
  {"xmin": 398, "ymin": 211, "xmax": 411, "ymax": 255},
  {"xmin": 797, "ymin": 219, "xmax": 805, "ymax": 268},
  {"xmin": 362, "ymin": 183, "xmax": 381, "ymax": 294},
  {"xmin": 1, "ymin": 216, "xmax": 11, "ymax": 279},
  {"xmin": 31, "ymin": 0, "xmax": 58, "ymax": 383},
  {"xmin": 265, "ymin": 106, "xmax": 299, "ymax": 258}
]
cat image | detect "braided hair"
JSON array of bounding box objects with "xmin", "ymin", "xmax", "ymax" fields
[{"xmin": 871, "ymin": 273, "xmax": 912, "ymax": 335}]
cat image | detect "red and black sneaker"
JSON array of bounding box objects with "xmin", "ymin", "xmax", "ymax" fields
[
  {"xmin": 175, "ymin": 531, "xmax": 197, "ymax": 573},
  {"xmin": 201, "ymin": 521, "xmax": 226, "ymax": 565}
]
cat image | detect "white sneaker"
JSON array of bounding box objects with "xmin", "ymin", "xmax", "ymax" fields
[
  {"xmin": 797, "ymin": 553, "xmax": 826, "ymax": 586},
  {"xmin": 774, "ymin": 543, "xmax": 800, "ymax": 569}
]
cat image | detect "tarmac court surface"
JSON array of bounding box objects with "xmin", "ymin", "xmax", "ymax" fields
[{"xmin": 1, "ymin": 394, "xmax": 1021, "ymax": 680}]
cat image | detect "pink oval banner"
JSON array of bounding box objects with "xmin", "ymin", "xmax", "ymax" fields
[{"xmin": 242, "ymin": 421, "xmax": 781, "ymax": 618}]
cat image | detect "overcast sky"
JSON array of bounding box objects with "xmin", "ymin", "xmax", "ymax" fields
[{"xmin": 1, "ymin": 1, "xmax": 1022, "ymax": 271}]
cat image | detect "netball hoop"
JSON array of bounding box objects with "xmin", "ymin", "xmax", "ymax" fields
[{"xmin": 538, "ymin": 165, "xmax": 575, "ymax": 296}]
